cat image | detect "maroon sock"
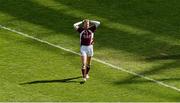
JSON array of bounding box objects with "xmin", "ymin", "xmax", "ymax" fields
[
  {"xmin": 86, "ymin": 65, "xmax": 90, "ymax": 75},
  {"xmin": 81, "ymin": 69, "xmax": 86, "ymax": 78}
]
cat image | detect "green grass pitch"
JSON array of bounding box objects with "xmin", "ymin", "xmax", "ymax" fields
[{"xmin": 0, "ymin": 0, "xmax": 180, "ymax": 102}]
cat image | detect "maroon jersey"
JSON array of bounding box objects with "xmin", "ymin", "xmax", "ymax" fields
[{"xmin": 77, "ymin": 26, "xmax": 96, "ymax": 46}]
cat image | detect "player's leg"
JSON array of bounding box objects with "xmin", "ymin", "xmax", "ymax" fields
[
  {"xmin": 86, "ymin": 56, "xmax": 92, "ymax": 78},
  {"xmin": 80, "ymin": 46, "xmax": 88, "ymax": 81},
  {"xmin": 81, "ymin": 55, "xmax": 87, "ymax": 80}
]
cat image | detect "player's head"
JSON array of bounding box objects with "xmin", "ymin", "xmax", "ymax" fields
[{"xmin": 83, "ymin": 19, "xmax": 90, "ymax": 29}]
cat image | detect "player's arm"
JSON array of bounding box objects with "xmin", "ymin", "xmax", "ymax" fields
[
  {"xmin": 90, "ymin": 20, "xmax": 100, "ymax": 28},
  {"xmin": 73, "ymin": 21, "xmax": 83, "ymax": 30}
]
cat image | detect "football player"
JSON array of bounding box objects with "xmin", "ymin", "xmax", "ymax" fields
[{"xmin": 73, "ymin": 19, "xmax": 100, "ymax": 82}]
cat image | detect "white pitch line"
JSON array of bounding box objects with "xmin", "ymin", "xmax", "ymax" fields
[{"xmin": 0, "ymin": 24, "xmax": 180, "ymax": 92}]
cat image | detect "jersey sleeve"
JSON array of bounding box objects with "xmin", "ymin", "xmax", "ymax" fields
[
  {"xmin": 89, "ymin": 25, "xmax": 96, "ymax": 33},
  {"xmin": 77, "ymin": 27, "xmax": 84, "ymax": 33}
]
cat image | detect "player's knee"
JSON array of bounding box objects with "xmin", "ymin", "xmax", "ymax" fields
[{"xmin": 82, "ymin": 64, "xmax": 86, "ymax": 69}]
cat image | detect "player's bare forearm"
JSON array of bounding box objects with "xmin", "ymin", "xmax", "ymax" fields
[{"xmin": 73, "ymin": 21, "xmax": 83, "ymax": 30}]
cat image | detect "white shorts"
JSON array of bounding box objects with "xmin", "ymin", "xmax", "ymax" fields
[{"xmin": 80, "ymin": 45, "xmax": 93, "ymax": 57}]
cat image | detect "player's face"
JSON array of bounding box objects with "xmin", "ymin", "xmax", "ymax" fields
[{"xmin": 84, "ymin": 20, "xmax": 89, "ymax": 29}]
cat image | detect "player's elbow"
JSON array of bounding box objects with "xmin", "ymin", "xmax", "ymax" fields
[
  {"xmin": 97, "ymin": 21, "xmax": 100, "ymax": 24},
  {"xmin": 73, "ymin": 24, "xmax": 77, "ymax": 30},
  {"xmin": 96, "ymin": 21, "xmax": 101, "ymax": 27}
]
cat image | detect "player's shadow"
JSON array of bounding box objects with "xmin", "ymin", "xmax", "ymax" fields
[{"xmin": 20, "ymin": 76, "xmax": 82, "ymax": 85}]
